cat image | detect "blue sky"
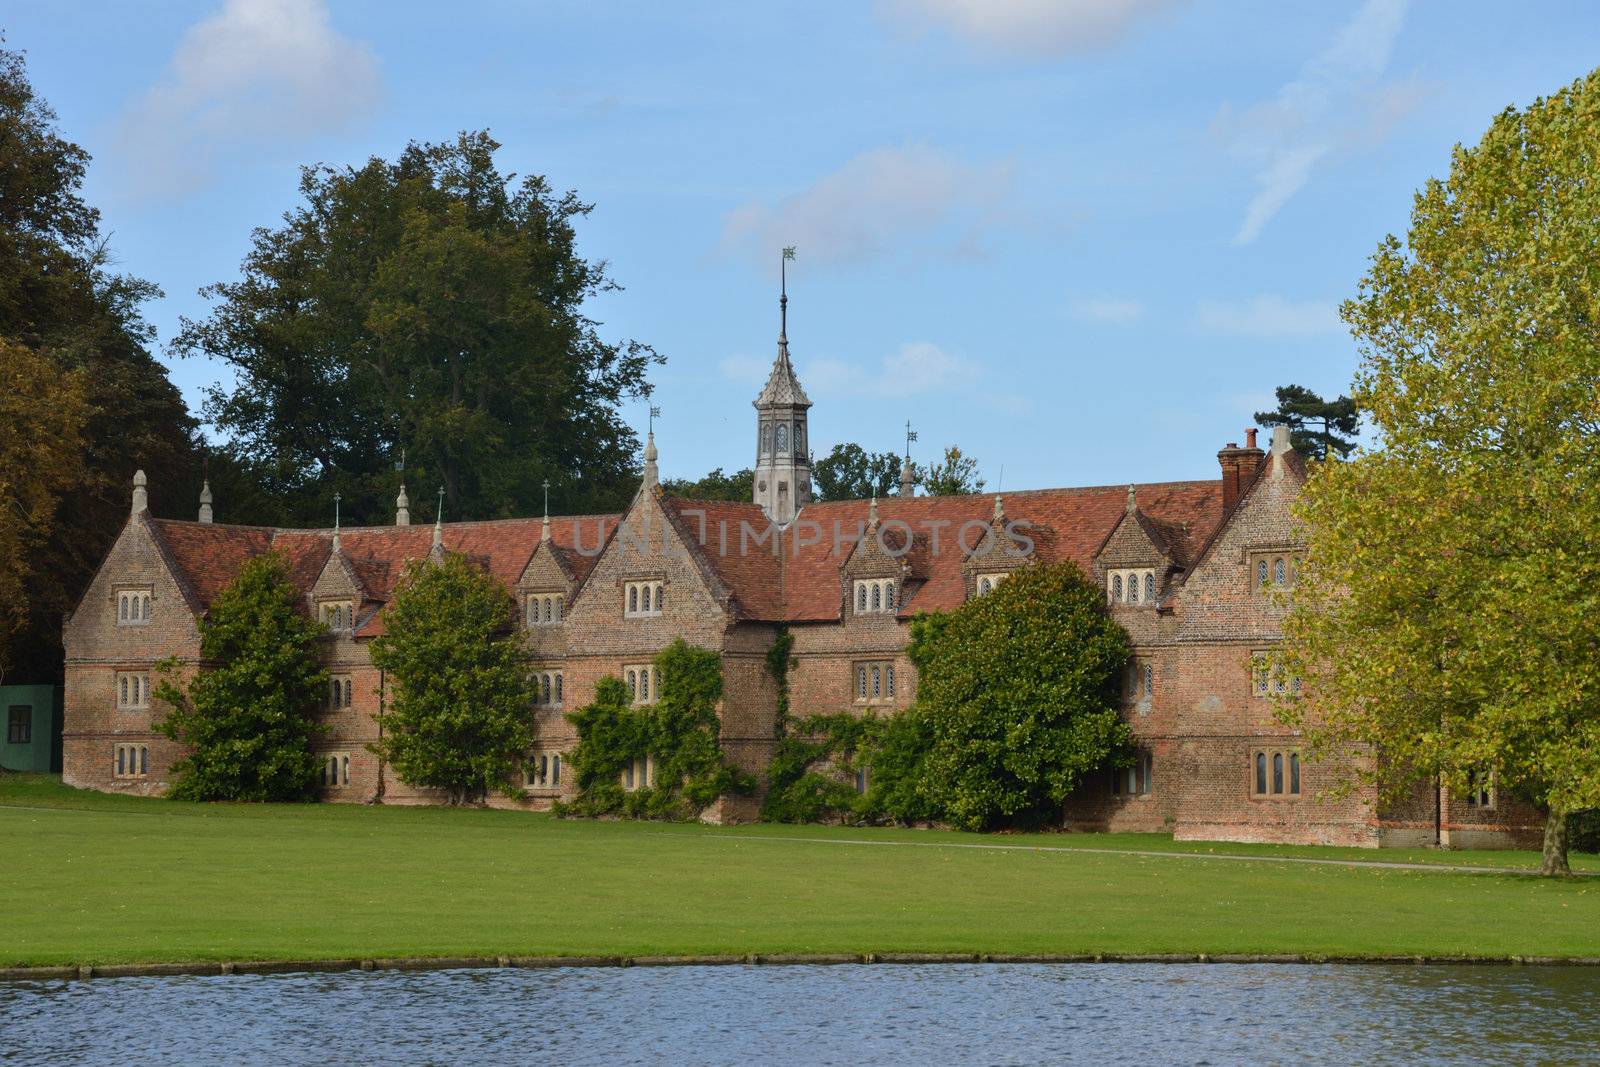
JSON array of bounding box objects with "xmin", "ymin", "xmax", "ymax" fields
[{"xmin": 10, "ymin": 1, "xmax": 1598, "ymax": 493}]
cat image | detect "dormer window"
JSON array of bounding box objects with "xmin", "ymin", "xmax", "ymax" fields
[
  {"xmin": 320, "ymin": 601, "xmax": 355, "ymax": 632},
  {"xmin": 525, "ymin": 593, "xmax": 564, "ymax": 628},
  {"xmin": 624, "ymin": 664, "xmax": 661, "ymax": 705},
  {"xmin": 853, "ymin": 579, "xmax": 896, "ymax": 615},
  {"xmin": 1106, "ymin": 569, "xmax": 1156, "ymax": 606},
  {"xmin": 116, "ymin": 589, "xmax": 152, "ymax": 625},
  {"xmin": 625, "ymin": 581, "xmax": 664, "ymax": 618}
]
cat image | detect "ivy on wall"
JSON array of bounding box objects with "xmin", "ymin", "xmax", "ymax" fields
[{"xmin": 560, "ymin": 638, "xmax": 754, "ymax": 820}]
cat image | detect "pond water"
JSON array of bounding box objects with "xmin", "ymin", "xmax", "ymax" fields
[{"xmin": 3, "ymin": 962, "xmax": 1598, "ymax": 1066}]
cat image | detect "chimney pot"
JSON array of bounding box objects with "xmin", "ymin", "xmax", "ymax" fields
[{"xmin": 1245, "ymin": 427, "xmax": 1258, "ymax": 449}]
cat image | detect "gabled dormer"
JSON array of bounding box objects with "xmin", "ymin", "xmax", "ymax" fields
[
  {"xmin": 516, "ymin": 517, "xmax": 576, "ymax": 629},
  {"xmin": 310, "ymin": 538, "xmax": 369, "ymax": 635},
  {"xmin": 841, "ymin": 496, "xmax": 924, "ymax": 617},
  {"xmin": 961, "ymin": 495, "xmax": 1034, "ymax": 599},
  {"xmin": 1096, "ymin": 485, "xmax": 1181, "ymax": 608}
]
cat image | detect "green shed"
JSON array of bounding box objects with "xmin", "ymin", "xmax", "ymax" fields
[{"xmin": 0, "ymin": 685, "xmax": 62, "ymax": 773}]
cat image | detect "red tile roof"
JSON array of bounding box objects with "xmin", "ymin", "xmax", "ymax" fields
[{"xmin": 144, "ymin": 480, "xmax": 1223, "ymax": 629}]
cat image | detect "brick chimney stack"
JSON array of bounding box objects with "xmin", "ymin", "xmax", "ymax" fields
[{"xmin": 1217, "ymin": 429, "xmax": 1266, "ymax": 513}]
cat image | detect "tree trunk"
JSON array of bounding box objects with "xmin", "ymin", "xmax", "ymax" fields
[{"xmin": 1540, "ymin": 807, "xmax": 1570, "ymax": 876}]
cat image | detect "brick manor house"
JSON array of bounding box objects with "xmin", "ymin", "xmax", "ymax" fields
[{"xmin": 62, "ymin": 303, "xmax": 1541, "ymax": 848}]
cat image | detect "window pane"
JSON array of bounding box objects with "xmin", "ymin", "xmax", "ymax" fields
[
  {"xmin": 871, "ymin": 584, "xmax": 881, "ymax": 610},
  {"xmin": 1257, "ymin": 560, "xmax": 1268, "ymax": 586},
  {"xmin": 886, "ymin": 666, "xmax": 895, "ymax": 697},
  {"xmin": 858, "ymin": 667, "xmax": 867, "ymax": 698},
  {"xmin": 885, "ymin": 582, "xmax": 895, "ymax": 610},
  {"xmin": 857, "ymin": 585, "xmax": 867, "ymax": 611},
  {"xmin": 140, "ymin": 747, "xmax": 148, "ymax": 775},
  {"xmin": 1273, "ymin": 753, "xmax": 1284, "ymax": 794},
  {"xmin": 1144, "ymin": 573, "xmax": 1155, "ymax": 601},
  {"xmin": 1274, "ymin": 559, "xmax": 1286, "ymax": 585},
  {"xmin": 1143, "ymin": 664, "xmax": 1153, "ymax": 698},
  {"xmin": 1112, "ymin": 574, "xmax": 1122, "ymax": 599},
  {"xmin": 1255, "ymin": 753, "xmax": 1266, "ymax": 794},
  {"xmin": 555, "ymin": 675, "xmax": 563, "ymax": 704},
  {"xmin": 628, "ymin": 587, "xmax": 637, "ymax": 612},
  {"xmin": 656, "ymin": 585, "xmax": 664, "ymax": 610},
  {"xmin": 1289, "ymin": 754, "xmax": 1300, "ymax": 795},
  {"xmin": 871, "ymin": 667, "xmax": 881, "ymax": 697}
]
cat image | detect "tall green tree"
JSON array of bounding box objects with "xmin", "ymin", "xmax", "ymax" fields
[
  {"xmin": 812, "ymin": 443, "xmax": 900, "ymax": 501},
  {"xmin": 911, "ymin": 563, "xmax": 1131, "ymax": 830},
  {"xmin": 152, "ymin": 554, "xmax": 327, "ymax": 801},
  {"xmin": 1254, "ymin": 385, "xmax": 1359, "ymax": 460},
  {"xmin": 917, "ymin": 445, "xmax": 985, "ymax": 497},
  {"xmin": 660, "ymin": 467, "xmax": 754, "ymax": 502},
  {"xmin": 172, "ymin": 131, "xmax": 661, "ymax": 525},
  {"xmin": 1275, "ymin": 69, "xmax": 1600, "ymax": 876},
  {"xmin": 0, "ymin": 40, "xmax": 198, "ymax": 683},
  {"xmin": 370, "ymin": 552, "xmax": 536, "ymax": 804}
]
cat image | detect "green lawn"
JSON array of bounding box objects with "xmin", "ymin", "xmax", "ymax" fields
[{"xmin": 3, "ymin": 774, "xmax": 1598, "ymax": 967}]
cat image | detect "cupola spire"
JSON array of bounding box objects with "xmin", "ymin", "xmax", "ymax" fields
[
  {"xmin": 752, "ymin": 249, "xmax": 812, "ymax": 526},
  {"xmin": 198, "ymin": 457, "xmax": 213, "ymax": 524}
]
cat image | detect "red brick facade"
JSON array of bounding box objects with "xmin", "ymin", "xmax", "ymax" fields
[{"xmin": 62, "ymin": 424, "xmax": 1543, "ymax": 847}]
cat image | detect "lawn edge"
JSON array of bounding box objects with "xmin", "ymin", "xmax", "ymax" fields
[{"xmin": 8, "ymin": 952, "xmax": 1600, "ymax": 982}]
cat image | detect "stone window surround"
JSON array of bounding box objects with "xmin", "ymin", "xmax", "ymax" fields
[
  {"xmin": 533, "ymin": 669, "xmax": 564, "ymax": 708},
  {"xmin": 527, "ymin": 751, "xmax": 564, "ymax": 791},
  {"xmin": 327, "ymin": 675, "xmax": 353, "ymax": 710},
  {"xmin": 321, "ymin": 752, "xmax": 350, "ymax": 788},
  {"xmin": 1464, "ymin": 770, "xmax": 1497, "ymax": 810},
  {"xmin": 1251, "ymin": 651, "xmax": 1302, "ymax": 699},
  {"xmin": 624, "ymin": 580, "xmax": 665, "ymax": 618},
  {"xmin": 1251, "ymin": 748, "xmax": 1302, "ymax": 799},
  {"xmin": 974, "ymin": 572, "xmax": 1010, "ymax": 597},
  {"xmin": 319, "ymin": 600, "xmax": 356, "ymax": 632},
  {"xmin": 1247, "ymin": 547, "xmax": 1303, "ymax": 592},
  {"xmin": 1105, "ymin": 568, "xmax": 1156, "ymax": 606},
  {"xmin": 116, "ymin": 587, "xmax": 152, "ymax": 626},
  {"xmin": 621, "ymin": 754, "xmax": 656, "ymax": 792},
  {"xmin": 1123, "ymin": 661, "xmax": 1154, "ymax": 703},
  {"xmin": 116, "ymin": 671, "xmax": 150, "ymax": 711},
  {"xmin": 114, "ymin": 743, "xmax": 149, "ymax": 779},
  {"xmin": 1111, "ymin": 749, "xmax": 1153, "ymax": 796},
  {"xmin": 854, "ymin": 660, "xmax": 897, "ymax": 704},
  {"xmin": 852, "ymin": 578, "xmax": 897, "ymax": 615},
  {"xmin": 525, "ymin": 592, "xmax": 565, "ymax": 627},
  {"xmin": 624, "ymin": 664, "xmax": 661, "ymax": 705}
]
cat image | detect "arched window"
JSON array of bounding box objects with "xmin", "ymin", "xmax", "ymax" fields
[
  {"xmin": 884, "ymin": 582, "xmax": 895, "ymax": 610},
  {"xmin": 871, "ymin": 584, "xmax": 881, "ymax": 611},
  {"xmin": 978, "ymin": 577, "xmax": 991, "ymax": 595},
  {"xmin": 643, "ymin": 585, "xmax": 653, "ymax": 613},
  {"xmin": 119, "ymin": 677, "xmax": 128, "ymax": 706},
  {"xmin": 341, "ymin": 756, "xmax": 350, "ymax": 786},
  {"xmin": 1255, "ymin": 753, "xmax": 1267, "ymax": 795},
  {"xmin": 776, "ymin": 424, "xmax": 788, "ymax": 452},
  {"xmin": 118, "ymin": 598, "xmax": 126, "ymax": 622},
  {"xmin": 640, "ymin": 670, "xmax": 650, "ymax": 702},
  {"xmin": 656, "ymin": 584, "xmax": 665, "ymax": 611},
  {"xmin": 886, "ymin": 666, "xmax": 895, "ymax": 697},
  {"xmin": 1127, "ymin": 576, "xmax": 1139, "ymax": 604},
  {"xmin": 551, "ymin": 755, "xmax": 561, "ymax": 785},
  {"xmin": 1289, "ymin": 753, "xmax": 1301, "ymax": 794},
  {"xmin": 1144, "ymin": 573, "xmax": 1155, "ymax": 602},
  {"xmin": 555, "ymin": 675, "xmax": 563, "ymax": 704},
  {"xmin": 1257, "ymin": 560, "xmax": 1269, "ymax": 586},
  {"xmin": 627, "ymin": 669, "xmax": 638, "ymax": 701},
  {"xmin": 343, "ymin": 679, "xmax": 353, "ymax": 707},
  {"xmin": 1272, "ymin": 753, "xmax": 1284, "ymax": 794},
  {"xmin": 794, "ymin": 424, "xmax": 804, "ymax": 454},
  {"xmin": 1143, "ymin": 663, "xmax": 1153, "ymax": 698},
  {"xmin": 1274, "ymin": 558, "xmax": 1287, "ymax": 585},
  {"xmin": 1112, "ymin": 574, "xmax": 1123, "ymax": 600},
  {"xmin": 762, "ymin": 423, "xmax": 772, "ymax": 454},
  {"xmin": 871, "ymin": 667, "xmax": 882, "ymax": 698},
  {"xmin": 628, "ymin": 586, "xmax": 638, "ymax": 613},
  {"xmin": 858, "ymin": 667, "xmax": 868, "ymax": 699}
]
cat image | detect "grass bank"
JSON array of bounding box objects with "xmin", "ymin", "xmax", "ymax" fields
[{"xmin": 3, "ymin": 774, "xmax": 1597, "ymax": 967}]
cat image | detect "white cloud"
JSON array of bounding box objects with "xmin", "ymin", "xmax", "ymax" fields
[
  {"xmin": 1217, "ymin": 0, "xmax": 1411, "ymax": 244},
  {"xmin": 1067, "ymin": 296, "xmax": 1144, "ymax": 324},
  {"xmin": 718, "ymin": 354, "xmax": 770, "ymax": 387},
  {"xmin": 879, "ymin": 0, "xmax": 1183, "ymax": 57},
  {"xmin": 113, "ymin": 0, "xmax": 380, "ymax": 198},
  {"xmin": 1194, "ymin": 296, "xmax": 1341, "ymax": 339},
  {"xmin": 804, "ymin": 341, "xmax": 981, "ymax": 397},
  {"xmin": 720, "ymin": 145, "xmax": 1014, "ymax": 267}
]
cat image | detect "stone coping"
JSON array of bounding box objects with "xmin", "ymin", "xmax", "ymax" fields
[{"xmin": 5, "ymin": 952, "xmax": 1600, "ymax": 982}]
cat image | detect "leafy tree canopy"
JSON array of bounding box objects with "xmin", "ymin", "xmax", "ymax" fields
[
  {"xmin": 916, "ymin": 445, "xmax": 985, "ymax": 497},
  {"xmin": 813, "ymin": 443, "xmax": 900, "ymax": 501},
  {"xmin": 911, "ymin": 563, "xmax": 1131, "ymax": 830},
  {"xmin": 152, "ymin": 553, "xmax": 327, "ymax": 801},
  {"xmin": 173, "ymin": 131, "xmax": 662, "ymax": 526},
  {"xmin": 661, "ymin": 467, "xmax": 754, "ymax": 502},
  {"xmin": 1254, "ymin": 385, "xmax": 1359, "ymax": 461},
  {"xmin": 370, "ymin": 552, "xmax": 536, "ymax": 803},
  {"xmin": 1276, "ymin": 69, "xmax": 1600, "ymax": 875},
  {"xmin": 0, "ymin": 40, "xmax": 197, "ymax": 682}
]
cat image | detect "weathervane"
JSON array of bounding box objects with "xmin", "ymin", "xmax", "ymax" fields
[
  {"xmin": 541, "ymin": 478, "xmax": 551, "ymax": 520},
  {"xmin": 780, "ymin": 246, "xmax": 796, "ymax": 339},
  {"xmin": 905, "ymin": 420, "xmax": 918, "ymax": 462},
  {"xmin": 435, "ymin": 486, "xmax": 445, "ymax": 523},
  {"xmin": 648, "ymin": 404, "xmax": 661, "ymax": 435},
  {"xmin": 395, "ymin": 448, "xmax": 406, "ymax": 474}
]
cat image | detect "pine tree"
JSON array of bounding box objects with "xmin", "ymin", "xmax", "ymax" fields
[{"xmin": 1254, "ymin": 385, "xmax": 1359, "ymax": 460}]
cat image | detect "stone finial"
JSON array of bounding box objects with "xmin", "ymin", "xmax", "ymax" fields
[
  {"xmin": 994, "ymin": 494, "xmax": 1005, "ymax": 523},
  {"xmin": 868, "ymin": 487, "xmax": 879, "ymax": 527},
  {"xmin": 198, "ymin": 479, "xmax": 213, "ymax": 524},
  {"xmin": 898, "ymin": 452, "xmax": 915, "ymax": 499},
  {"xmin": 395, "ymin": 484, "xmax": 410, "ymax": 526},
  {"xmin": 1269, "ymin": 425, "xmax": 1293, "ymax": 456},
  {"xmin": 131, "ymin": 469, "xmax": 148, "ymax": 516},
  {"xmin": 540, "ymin": 479, "xmax": 551, "ymax": 543},
  {"xmin": 331, "ymin": 492, "xmax": 342, "ymax": 554},
  {"xmin": 642, "ymin": 431, "xmax": 659, "ymax": 491},
  {"xmin": 1126, "ymin": 484, "xmax": 1137, "ymax": 514},
  {"xmin": 431, "ymin": 487, "xmax": 444, "ymax": 553}
]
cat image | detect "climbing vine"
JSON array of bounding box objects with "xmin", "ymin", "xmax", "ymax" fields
[{"xmin": 560, "ymin": 638, "xmax": 754, "ymax": 820}]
